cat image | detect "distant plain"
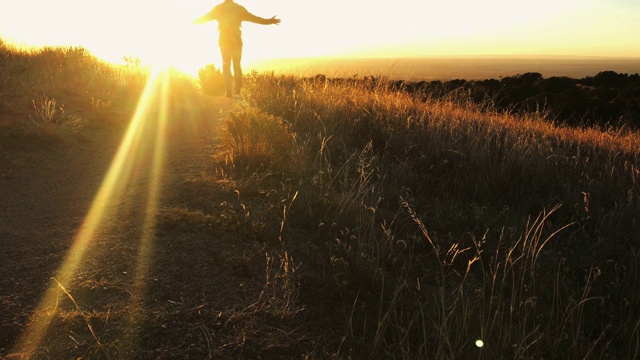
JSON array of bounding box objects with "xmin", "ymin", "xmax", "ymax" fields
[{"xmin": 251, "ymin": 57, "xmax": 640, "ymax": 80}]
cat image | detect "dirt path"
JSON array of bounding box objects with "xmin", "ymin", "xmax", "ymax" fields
[
  {"xmin": 0, "ymin": 96, "xmax": 293, "ymax": 358},
  {"xmin": 0, "ymin": 124, "xmax": 122, "ymax": 350}
]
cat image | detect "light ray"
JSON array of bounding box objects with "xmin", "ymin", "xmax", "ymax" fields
[
  {"xmin": 13, "ymin": 69, "xmax": 169, "ymax": 357},
  {"xmin": 123, "ymin": 69, "xmax": 171, "ymax": 347}
]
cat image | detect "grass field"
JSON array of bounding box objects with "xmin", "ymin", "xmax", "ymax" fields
[{"xmin": 1, "ymin": 40, "xmax": 639, "ymax": 359}]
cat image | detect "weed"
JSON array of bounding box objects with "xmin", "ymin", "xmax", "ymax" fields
[
  {"xmin": 30, "ymin": 94, "xmax": 60, "ymax": 127},
  {"xmin": 29, "ymin": 94, "xmax": 85, "ymax": 134}
]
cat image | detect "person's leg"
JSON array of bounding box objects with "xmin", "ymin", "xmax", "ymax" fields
[
  {"xmin": 231, "ymin": 45, "xmax": 243, "ymax": 95},
  {"xmin": 219, "ymin": 45, "xmax": 233, "ymax": 97}
]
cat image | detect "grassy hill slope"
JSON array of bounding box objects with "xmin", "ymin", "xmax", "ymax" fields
[
  {"xmin": 231, "ymin": 73, "xmax": 640, "ymax": 358},
  {"xmin": 1, "ymin": 40, "xmax": 639, "ymax": 359}
]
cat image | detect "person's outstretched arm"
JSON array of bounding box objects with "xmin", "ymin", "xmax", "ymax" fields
[
  {"xmin": 193, "ymin": 9, "xmax": 218, "ymax": 24},
  {"xmin": 244, "ymin": 13, "xmax": 280, "ymax": 25}
]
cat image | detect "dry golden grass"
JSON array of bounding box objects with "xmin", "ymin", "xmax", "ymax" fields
[
  {"xmin": 3, "ymin": 37, "xmax": 639, "ymax": 358},
  {"xmin": 218, "ymin": 73, "xmax": 640, "ymax": 358},
  {"xmin": 0, "ymin": 38, "xmax": 149, "ymax": 136}
]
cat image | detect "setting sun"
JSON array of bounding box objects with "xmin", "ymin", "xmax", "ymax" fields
[
  {"xmin": 2, "ymin": 0, "xmax": 639, "ymax": 76},
  {"xmin": 0, "ymin": 1, "xmax": 221, "ymax": 74}
]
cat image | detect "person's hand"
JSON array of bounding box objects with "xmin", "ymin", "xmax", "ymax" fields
[{"xmin": 269, "ymin": 16, "xmax": 281, "ymax": 25}]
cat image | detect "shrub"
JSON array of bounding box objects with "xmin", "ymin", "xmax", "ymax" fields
[
  {"xmin": 220, "ymin": 107, "xmax": 298, "ymax": 176},
  {"xmin": 198, "ymin": 63, "xmax": 225, "ymax": 96}
]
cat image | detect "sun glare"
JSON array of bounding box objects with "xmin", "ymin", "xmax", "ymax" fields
[
  {"xmin": 13, "ymin": 68, "xmax": 173, "ymax": 356},
  {"xmin": 2, "ymin": 0, "xmax": 640, "ymax": 73},
  {"xmin": 89, "ymin": 4, "xmax": 214, "ymax": 75},
  {"xmin": 0, "ymin": 1, "xmax": 219, "ymax": 76}
]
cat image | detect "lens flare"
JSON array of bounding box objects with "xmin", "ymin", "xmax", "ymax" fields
[{"xmin": 12, "ymin": 68, "xmax": 172, "ymax": 357}]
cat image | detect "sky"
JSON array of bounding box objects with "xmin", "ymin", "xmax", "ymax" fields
[{"xmin": 1, "ymin": 0, "xmax": 639, "ymax": 74}]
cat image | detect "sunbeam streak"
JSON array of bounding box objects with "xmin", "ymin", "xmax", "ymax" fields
[
  {"xmin": 124, "ymin": 69, "xmax": 171, "ymax": 347},
  {"xmin": 13, "ymin": 69, "xmax": 171, "ymax": 357}
]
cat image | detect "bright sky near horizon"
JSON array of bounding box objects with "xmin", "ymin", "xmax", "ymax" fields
[{"xmin": 1, "ymin": 0, "xmax": 639, "ymax": 74}]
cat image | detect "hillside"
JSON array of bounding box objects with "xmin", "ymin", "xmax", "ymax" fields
[
  {"xmin": 0, "ymin": 43, "xmax": 329, "ymax": 358},
  {"xmin": 1, "ymin": 42, "xmax": 640, "ymax": 359},
  {"xmin": 237, "ymin": 74, "xmax": 640, "ymax": 358}
]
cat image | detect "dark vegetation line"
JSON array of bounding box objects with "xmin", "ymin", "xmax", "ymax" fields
[
  {"xmin": 310, "ymin": 71, "xmax": 640, "ymax": 130},
  {"xmin": 409, "ymin": 71, "xmax": 640, "ymax": 129}
]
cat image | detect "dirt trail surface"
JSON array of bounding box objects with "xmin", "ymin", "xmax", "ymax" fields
[{"xmin": 0, "ymin": 97, "xmax": 318, "ymax": 358}]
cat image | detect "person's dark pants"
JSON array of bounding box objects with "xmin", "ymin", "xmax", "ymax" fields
[{"xmin": 220, "ymin": 41, "xmax": 243, "ymax": 97}]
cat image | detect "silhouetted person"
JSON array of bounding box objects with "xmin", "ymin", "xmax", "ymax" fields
[{"xmin": 194, "ymin": 0, "xmax": 280, "ymax": 97}]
